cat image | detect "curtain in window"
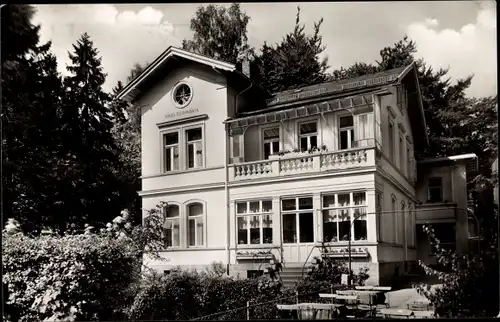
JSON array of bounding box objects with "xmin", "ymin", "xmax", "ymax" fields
[
  {"xmin": 262, "ymin": 214, "xmax": 273, "ymax": 244},
  {"xmin": 164, "ymin": 219, "xmax": 180, "ymax": 247},
  {"xmin": 338, "ymin": 194, "xmax": 350, "ymax": 207},
  {"xmin": 237, "ymin": 217, "xmax": 248, "ymax": 244},
  {"xmin": 338, "ymin": 209, "xmax": 351, "ymax": 241},
  {"xmin": 196, "ymin": 217, "xmax": 204, "ymax": 246},
  {"xmin": 323, "ymin": 209, "xmax": 338, "ymax": 243},
  {"xmin": 195, "ymin": 141, "xmax": 203, "ymax": 167},
  {"xmin": 249, "ymin": 215, "xmax": 260, "ymax": 244}
]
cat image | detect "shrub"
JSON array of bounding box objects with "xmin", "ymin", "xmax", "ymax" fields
[
  {"xmin": 416, "ymin": 225, "xmax": 499, "ymax": 317},
  {"xmin": 2, "ymin": 205, "xmax": 166, "ymax": 322},
  {"xmin": 128, "ymin": 270, "xmax": 284, "ymax": 321},
  {"xmin": 306, "ymin": 255, "xmax": 370, "ymax": 286}
]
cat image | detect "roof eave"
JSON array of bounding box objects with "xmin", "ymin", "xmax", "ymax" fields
[
  {"xmin": 116, "ymin": 46, "xmax": 237, "ymax": 103},
  {"xmin": 418, "ymin": 153, "xmax": 478, "ymax": 165}
]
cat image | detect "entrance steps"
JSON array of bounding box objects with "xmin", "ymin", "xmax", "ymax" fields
[{"xmin": 280, "ymin": 263, "xmax": 313, "ymax": 287}]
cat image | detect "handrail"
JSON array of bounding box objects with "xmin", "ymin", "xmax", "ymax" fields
[{"xmin": 230, "ymin": 144, "xmax": 376, "ymax": 167}]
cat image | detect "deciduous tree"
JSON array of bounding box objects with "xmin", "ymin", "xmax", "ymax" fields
[{"xmin": 182, "ymin": 3, "xmax": 253, "ymax": 64}]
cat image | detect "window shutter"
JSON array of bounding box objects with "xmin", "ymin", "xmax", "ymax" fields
[
  {"xmin": 354, "ymin": 115, "xmax": 361, "ymax": 147},
  {"xmin": 230, "ymin": 131, "xmax": 244, "ymax": 163},
  {"xmin": 366, "ymin": 113, "xmax": 374, "ymax": 142}
]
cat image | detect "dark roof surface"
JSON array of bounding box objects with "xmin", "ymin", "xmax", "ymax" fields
[{"xmin": 266, "ymin": 65, "xmax": 408, "ymax": 107}]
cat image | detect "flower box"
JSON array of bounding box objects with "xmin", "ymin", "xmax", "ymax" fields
[
  {"xmin": 321, "ymin": 247, "xmax": 370, "ymax": 258},
  {"xmin": 236, "ymin": 250, "xmax": 274, "ymax": 260}
]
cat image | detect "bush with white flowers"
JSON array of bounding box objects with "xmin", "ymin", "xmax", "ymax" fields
[{"xmin": 2, "ymin": 204, "xmax": 167, "ymax": 322}]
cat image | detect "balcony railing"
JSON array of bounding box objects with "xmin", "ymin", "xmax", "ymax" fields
[{"xmin": 230, "ymin": 146, "xmax": 376, "ymax": 181}]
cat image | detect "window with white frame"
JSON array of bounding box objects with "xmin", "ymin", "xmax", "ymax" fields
[
  {"xmin": 339, "ymin": 115, "xmax": 355, "ymax": 150},
  {"xmin": 187, "ymin": 202, "xmax": 204, "ymax": 247},
  {"xmin": 299, "ymin": 122, "xmax": 318, "ymax": 152},
  {"xmin": 186, "ymin": 128, "xmax": 203, "ymax": 169},
  {"xmin": 164, "ymin": 204, "xmax": 180, "ymax": 247},
  {"xmin": 263, "ymin": 127, "xmax": 280, "ymax": 159},
  {"xmin": 399, "ymin": 133, "xmax": 405, "ymax": 172},
  {"xmin": 237, "ymin": 200, "xmax": 273, "ymax": 245},
  {"xmin": 428, "ymin": 177, "xmax": 443, "ymax": 202},
  {"xmin": 282, "ymin": 197, "xmax": 314, "ymax": 243},
  {"xmin": 322, "ymin": 192, "xmax": 367, "ymax": 242},
  {"xmin": 388, "ymin": 119, "xmax": 395, "ymax": 163},
  {"xmin": 163, "ymin": 132, "xmax": 180, "ymax": 172}
]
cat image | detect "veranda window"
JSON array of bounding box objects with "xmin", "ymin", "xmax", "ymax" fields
[
  {"xmin": 322, "ymin": 192, "xmax": 367, "ymax": 242},
  {"xmin": 263, "ymin": 128, "xmax": 280, "ymax": 159},
  {"xmin": 339, "ymin": 115, "xmax": 355, "ymax": 150},
  {"xmin": 299, "ymin": 122, "xmax": 318, "ymax": 152},
  {"xmin": 237, "ymin": 200, "xmax": 273, "ymax": 245},
  {"xmin": 282, "ymin": 197, "xmax": 314, "ymax": 243}
]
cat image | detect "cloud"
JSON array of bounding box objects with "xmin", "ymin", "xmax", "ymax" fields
[
  {"xmin": 33, "ymin": 5, "xmax": 180, "ymax": 92},
  {"xmin": 406, "ymin": 4, "xmax": 496, "ymax": 98},
  {"xmin": 424, "ymin": 18, "xmax": 439, "ymax": 27}
]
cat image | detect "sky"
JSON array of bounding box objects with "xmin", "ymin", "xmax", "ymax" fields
[{"xmin": 33, "ymin": 1, "xmax": 497, "ymax": 98}]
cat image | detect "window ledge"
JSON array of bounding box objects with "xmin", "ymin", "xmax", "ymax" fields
[
  {"xmin": 141, "ymin": 165, "xmax": 224, "ymax": 179},
  {"xmin": 158, "ymin": 246, "xmax": 224, "ymax": 252},
  {"xmin": 318, "ymin": 241, "xmax": 377, "ymax": 247},
  {"xmin": 236, "ymin": 244, "xmax": 280, "ymax": 250}
]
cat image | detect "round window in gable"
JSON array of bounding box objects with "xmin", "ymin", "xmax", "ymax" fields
[{"xmin": 172, "ymin": 82, "xmax": 193, "ymax": 108}]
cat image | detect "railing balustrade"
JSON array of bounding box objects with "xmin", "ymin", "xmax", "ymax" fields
[{"xmin": 230, "ymin": 147, "xmax": 375, "ymax": 181}]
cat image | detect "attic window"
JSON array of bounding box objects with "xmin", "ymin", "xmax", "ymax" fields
[{"xmin": 172, "ymin": 82, "xmax": 193, "ymax": 108}]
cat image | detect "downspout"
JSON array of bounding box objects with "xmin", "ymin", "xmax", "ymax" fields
[
  {"xmin": 224, "ymin": 122, "xmax": 230, "ymax": 275},
  {"xmin": 225, "ymin": 80, "xmax": 254, "ymax": 275}
]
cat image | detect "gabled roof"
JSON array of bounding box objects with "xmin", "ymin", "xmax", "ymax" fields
[{"xmin": 116, "ymin": 46, "xmax": 242, "ymax": 102}]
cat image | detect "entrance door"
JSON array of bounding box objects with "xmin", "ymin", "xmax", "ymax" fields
[{"xmin": 281, "ymin": 197, "xmax": 316, "ymax": 263}]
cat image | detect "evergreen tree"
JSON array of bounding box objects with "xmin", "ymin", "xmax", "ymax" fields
[
  {"xmin": 255, "ymin": 6, "xmax": 329, "ymax": 93},
  {"xmin": 182, "ymin": 3, "xmax": 253, "ymax": 64},
  {"xmin": 60, "ymin": 32, "xmax": 122, "ymax": 230},
  {"xmin": 1, "ymin": 5, "xmax": 67, "ymax": 232},
  {"xmin": 329, "ymin": 62, "xmax": 379, "ymax": 82},
  {"xmin": 110, "ymin": 77, "xmax": 142, "ymax": 222}
]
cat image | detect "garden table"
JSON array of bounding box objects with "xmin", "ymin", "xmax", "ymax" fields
[
  {"xmin": 355, "ymin": 286, "xmax": 392, "ymax": 291},
  {"xmin": 379, "ymin": 308, "xmax": 415, "ymax": 318}
]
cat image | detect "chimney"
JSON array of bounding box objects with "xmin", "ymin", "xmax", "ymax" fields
[{"xmin": 242, "ymin": 58, "xmax": 251, "ymax": 78}]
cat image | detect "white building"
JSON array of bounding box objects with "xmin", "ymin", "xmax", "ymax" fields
[{"xmin": 117, "ymin": 47, "xmax": 473, "ymax": 286}]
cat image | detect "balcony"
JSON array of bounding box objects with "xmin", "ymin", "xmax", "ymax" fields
[{"xmin": 229, "ymin": 146, "xmax": 376, "ymax": 181}]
